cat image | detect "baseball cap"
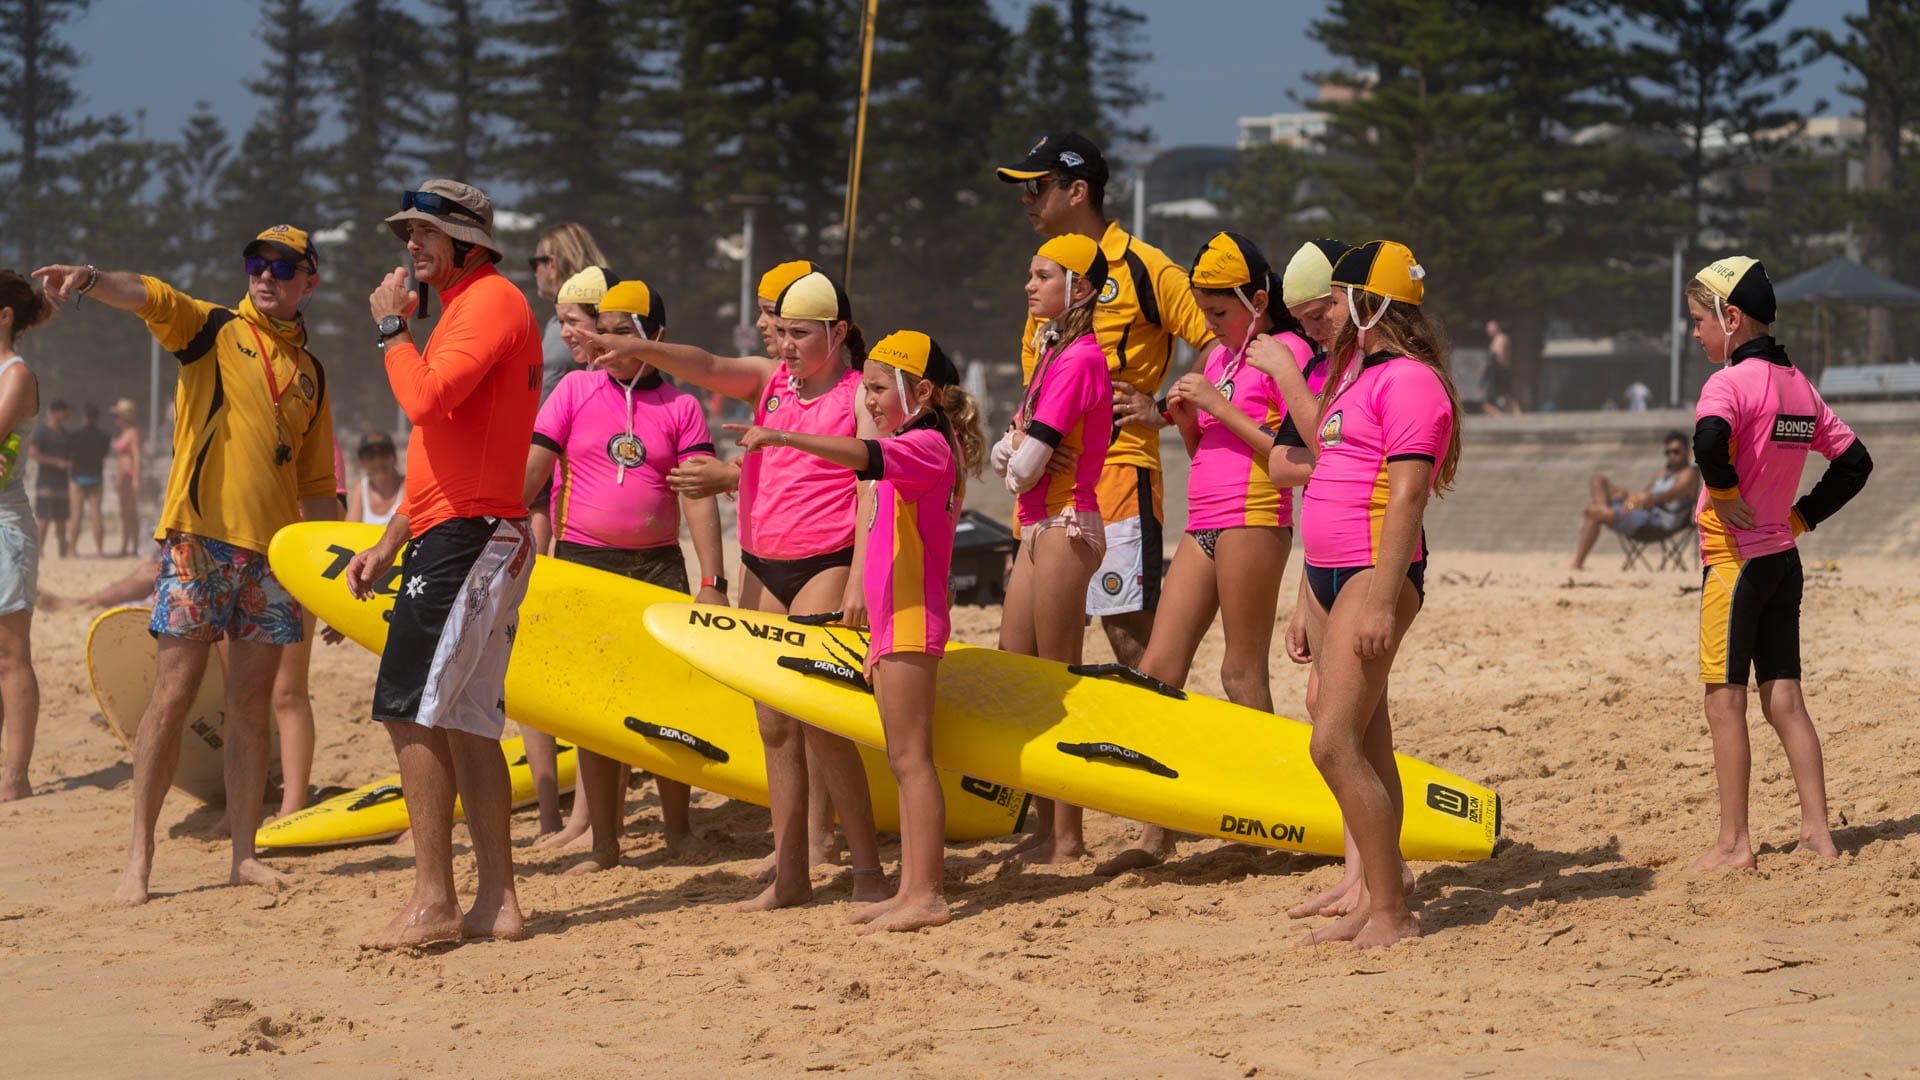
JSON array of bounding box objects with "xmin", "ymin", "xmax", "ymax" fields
[
  {"xmin": 1190, "ymin": 232, "xmax": 1270, "ymax": 292},
  {"xmin": 1330, "ymin": 240, "xmax": 1425, "ymax": 306},
  {"xmin": 774, "ymin": 271, "xmax": 853, "ymax": 323},
  {"xmin": 357, "ymin": 431, "xmax": 396, "ymax": 455},
  {"xmin": 557, "ymin": 265, "xmax": 620, "ymax": 306},
  {"xmin": 1694, "ymin": 256, "xmax": 1776, "ymax": 324},
  {"xmin": 996, "ymin": 131, "xmax": 1110, "ymax": 188},
  {"xmin": 757, "ymin": 260, "xmax": 821, "ymax": 304},
  {"xmin": 1282, "ymin": 239, "xmax": 1352, "ymax": 307},
  {"xmin": 1036, "ymin": 233, "xmax": 1108, "ymax": 284},
  {"xmin": 244, "ymin": 224, "xmax": 318, "ymax": 269},
  {"xmin": 601, "ymin": 279, "xmax": 665, "ymax": 325},
  {"xmin": 869, "ymin": 330, "xmax": 959, "ymax": 387}
]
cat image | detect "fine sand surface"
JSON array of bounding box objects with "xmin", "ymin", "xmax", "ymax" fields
[{"xmin": 5, "ymin": 550, "xmax": 1919, "ymax": 1077}]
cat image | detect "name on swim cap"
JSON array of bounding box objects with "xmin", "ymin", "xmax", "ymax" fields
[
  {"xmin": 557, "ymin": 265, "xmax": 620, "ymax": 306},
  {"xmin": 1189, "ymin": 231, "xmax": 1270, "ymax": 292},
  {"xmin": 1693, "ymin": 256, "xmax": 1776, "ymax": 325},
  {"xmin": 870, "ymin": 329, "xmax": 959, "ymax": 387}
]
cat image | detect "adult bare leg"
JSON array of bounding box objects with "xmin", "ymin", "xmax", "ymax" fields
[
  {"xmin": 0, "ymin": 609, "xmax": 40, "ymax": 801},
  {"xmin": 448, "ymin": 729, "xmax": 524, "ymax": 940},
  {"xmin": 111, "ymin": 635, "xmax": 211, "ymax": 905},
  {"xmin": 223, "ymin": 639, "xmax": 290, "ymax": 890},
  {"xmin": 369, "ymin": 722, "xmax": 464, "ymax": 947}
]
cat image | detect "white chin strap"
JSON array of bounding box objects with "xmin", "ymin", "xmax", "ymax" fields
[
  {"xmin": 1346, "ymin": 289, "xmax": 1393, "ymax": 333},
  {"xmin": 894, "ymin": 365, "xmax": 921, "ymax": 421},
  {"xmin": 1232, "ymin": 284, "xmax": 1262, "ymax": 352}
]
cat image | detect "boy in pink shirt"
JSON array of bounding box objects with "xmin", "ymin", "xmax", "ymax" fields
[{"xmin": 1683, "ymin": 257, "xmax": 1873, "ymax": 871}]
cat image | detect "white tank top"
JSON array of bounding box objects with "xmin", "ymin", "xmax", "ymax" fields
[{"xmin": 360, "ymin": 474, "xmax": 400, "ymax": 527}]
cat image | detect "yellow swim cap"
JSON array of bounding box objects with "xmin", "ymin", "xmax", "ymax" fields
[
  {"xmin": 557, "ymin": 265, "xmax": 619, "ymax": 306},
  {"xmin": 773, "ymin": 271, "xmax": 852, "ymax": 323},
  {"xmin": 1281, "ymin": 239, "xmax": 1351, "ymax": 307},
  {"xmin": 1189, "ymin": 231, "xmax": 1270, "ymax": 292},
  {"xmin": 1329, "ymin": 240, "xmax": 1424, "ymax": 306},
  {"xmin": 600, "ymin": 279, "xmax": 663, "ymax": 323},
  {"xmin": 757, "ymin": 260, "xmax": 820, "ymax": 304},
  {"xmin": 869, "ymin": 329, "xmax": 959, "ymax": 386},
  {"xmin": 1036, "ymin": 233, "xmax": 1108, "ymax": 284},
  {"xmin": 1693, "ymin": 256, "xmax": 1776, "ymax": 324}
]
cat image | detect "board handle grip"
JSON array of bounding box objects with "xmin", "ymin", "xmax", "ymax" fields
[
  {"xmin": 1055, "ymin": 741, "xmax": 1179, "ymax": 779},
  {"xmin": 776, "ymin": 655, "xmax": 872, "ymax": 693},
  {"xmin": 348, "ymin": 784, "xmax": 405, "ymax": 811},
  {"xmin": 625, "ymin": 718, "xmax": 730, "ymax": 763},
  {"xmin": 1066, "ymin": 663, "xmax": 1188, "ymax": 701},
  {"xmin": 788, "ymin": 611, "xmax": 843, "ymax": 627}
]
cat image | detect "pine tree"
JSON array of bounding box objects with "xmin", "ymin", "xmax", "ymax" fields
[
  {"xmin": 0, "ymin": 0, "xmax": 96, "ymax": 267},
  {"xmin": 155, "ymin": 103, "xmax": 238, "ymax": 296},
  {"xmin": 418, "ymin": 0, "xmax": 503, "ymax": 183},
  {"xmin": 222, "ymin": 0, "xmax": 331, "ymax": 246}
]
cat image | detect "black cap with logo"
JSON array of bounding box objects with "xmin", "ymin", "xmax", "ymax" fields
[{"xmin": 996, "ymin": 131, "xmax": 1110, "ymax": 188}]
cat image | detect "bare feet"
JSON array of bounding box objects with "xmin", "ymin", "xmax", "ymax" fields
[
  {"xmin": 858, "ymin": 897, "xmax": 951, "ymax": 934},
  {"xmin": 1011, "ymin": 840, "xmax": 1087, "ymax": 865},
  {"xmin": 209, "ymin": 814, "xmax": 232, "ymax": 841},
  {"xmin": 662, "ymin": 831, "xmax": 718, "ymax": 862},
  {"xmin": 1798, "ymin": 829, "xmax": 1840, "ymax": 858},
  {"xmin": 748, "ymin": 850, "xmax": 778, "ymax": 883},
  {"xmin": 462, "ymin": 896, "xmax": 527, "ymax": 941},
  {"xmin": 848, "ymin": 870, "xmax": 891, "ymax": 904},
  {"xmin": 1352, "ymin": 912, "xmax": 1421, "ymax": 949},
  {"xmin": 230, "ymin": 858, "xmax": 291, "ymax": 890},
  {"xmin": 1686, "ymin": 839, "xmax": 1756, "ymax": 871},
  {"xmin": 0, "ymin": 772, "xmax": 31, "ymax": 802},
  {"xmin": 1289, "ymin": 871, "xmax": 1364, "ymax": 919},
  {"xmin": 534, "ymin": 820, "xmax": 590, "ymax": 850},
  {"xmin": 844, "ymin": 892, "xmax": 901, "ymax": 925},
  {"xmin": 1299, "ymin": 906, "xmax": 1369, "ymax": 946},
  {"xmin": 111, "ymin": 866, "xmax": 152, "ymax": 907},
  {"xmin": 1094, "ymin": 831, "xmax": 1177, "ymax": 877},
  {"xmin": 1000, "ymin": 832, "xmax": 1048, "ymax": 859},
  {"xmin": 562, "ymin": 853, "xmax": 619, "ymax": 876},
  {"xmin": 736, "ymin": 877, "xmax": 813, "ymax": 912},
  {"xmin": 366, "ymin": 900, "xmax": 463, "ymax": 949}
]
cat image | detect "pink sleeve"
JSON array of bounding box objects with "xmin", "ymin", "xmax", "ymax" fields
[
  {"xmin": 1378, "ymin": 363, "xmax": 1452, "ymax": 461},
  {"xmin": 674, "ymin": 395, "xmax": 715, "ymax": 456},
  {"xmin": 877, "ymin": 428, "xmax": 950, "ymax": 500},
  {"xmin": 1810, "ymin": 395, "xmax": 1856, "ymax": 459},
  {"xmin": 1696, "ymin": 370, "xmax": 1737, "ymax": 424},
  {"xmin": 1028, "ymin": 340, "xmax": 1104, "ymax": 439},
  {"xmin": 533, "ymin": 376, "xmax": 577, "ymax": 445}
]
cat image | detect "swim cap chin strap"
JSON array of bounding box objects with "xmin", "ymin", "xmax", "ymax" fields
[
  {"xmin": 893, "ymin": 364, "xmax": 921, "ymax": 422},
  {"xmin": 1346, "ymin": 289, "xmax": 1392, "ymax": 350}
]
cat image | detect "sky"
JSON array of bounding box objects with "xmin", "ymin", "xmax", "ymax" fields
[{"xmin": 58, "ymin": 0, "xmax": 1864, "ymax": 153}]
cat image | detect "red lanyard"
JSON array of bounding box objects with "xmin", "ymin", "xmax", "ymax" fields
[{"xmin": 245, "ymin": 322, "xmax": 291, "ymax": 407}]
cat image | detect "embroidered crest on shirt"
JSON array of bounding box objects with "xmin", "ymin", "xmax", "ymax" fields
[
  {"xmin": 607, "ymin": 433, "xmax": 646, "ymax": 469},
  {"xmin": 1319, "ymin": 410, "xmax": 1345, "ymax": 448}
]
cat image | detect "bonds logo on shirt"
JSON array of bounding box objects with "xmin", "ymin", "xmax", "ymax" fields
[
  {"xmin": 1099, "ymin": 277, "xmax": 1120, "ymax": 304},
  {"xmin": 606, "ymin": 433, "xmax": 646, "ymax": 469},
  {"xmin": 298, "ymin": 373, "xmax": 316, "ymax": 401},
  {"xmin": 1771, "ymin": 413, "xmax": 1817, "ymax": 444},
  {"xmin": 1319, "ymin": 410, "xmax": 1345, "ymax": 448},
  {"xmin": 1100, "ymin": 571, "xmax": 1124, "ymax": 595}
]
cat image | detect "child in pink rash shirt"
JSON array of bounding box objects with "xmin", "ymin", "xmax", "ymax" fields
[{"xmin": 728, "ymin": 330, "xmax": 983, "ymax": 934}]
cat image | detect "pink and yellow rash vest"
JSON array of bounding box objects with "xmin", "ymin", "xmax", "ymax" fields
[
  {"xmin": 1300, "ymin": 351, "xmax": 1454, "ymax": 568},
  {"xmin": 1015, "ymin": 333, "xmax": 1111, "ymax": 528},
  {"xmin": 738, "ymin": 363, "xmax": 860, "ymax": 559},
  {"xmin": 854, "ymin": 418, "xmax": 958, "ymax": 658},
  {"xmin": 532, "ymin": 369, "xmax": 714, "ymax": 550},
  {"xmin": 1187, "ymin": 330, "xmax": 1323, "ymax": 530},
  {"xmin": 1693, "ymin": 344, "xmax": 1856, "ymax": 566}
]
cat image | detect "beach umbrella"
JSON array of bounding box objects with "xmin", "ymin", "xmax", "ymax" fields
[{"xmin": 1772, "ymin": 257, "xmax": 1920, "ymax": 375}]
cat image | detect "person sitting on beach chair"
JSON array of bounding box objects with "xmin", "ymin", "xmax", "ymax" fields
[{"xmin": 1571, "ymin": 431, "xmax": 1698, "ymax": 570}]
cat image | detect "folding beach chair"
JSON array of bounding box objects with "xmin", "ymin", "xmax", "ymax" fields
[{"xmin": 1619, "ymin": 519, "xmax": 1694, "ymax": 572}]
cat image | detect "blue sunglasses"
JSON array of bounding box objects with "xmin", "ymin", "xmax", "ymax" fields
[
  {"xmin": 401, "ymin": 189, "xmax": 486, "ymax": 223},
  {"xmin": 244, "ymin": 256, "xmax": 308, "ymax": 281}
]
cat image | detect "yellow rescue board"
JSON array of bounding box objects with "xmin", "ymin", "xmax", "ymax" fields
[
  {"xmin": 255, "ymin": 738, "xmax": 576, "ymax": 849},
  {"xmin": 644, "ymin": 603, "xmax": 1501, "ymax": 862},
  {"xmin": 86, "ymin": 605, "xmax": 279, "ymax": 805},
  {"xmin": 266, "ymin": 522, "xmax": 1027, "ymax": 841}
]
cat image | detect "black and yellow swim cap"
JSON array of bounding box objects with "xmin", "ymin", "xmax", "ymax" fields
[
  {"xmin": 601, "ymin": 279, "xmax": 664, "ymax": 324},
  {"xmin": 1189, "ymin": 231, "xmax": 1271, "ymax": 292},
  {"xmin": 757, "ymin": 260, "xmax": 821, "ymax": 304},
  {"xmin": 870, "ymin": 330, "xmax": 960, "ymax": 387},
  {"xmin": 1694, "ymin": 256, "xmax": 1776, "ymax": 325},
  {"xmin": 1330, "ymin": 240, "xmax": 1425, "ymax": 306},
  {"xmin": 774, "ymin": 271, "xmax": 853, "ymax": 323},
  {"xmin": 1036, "ymin": 233, "xmax": 1109, "ymax": 286}
]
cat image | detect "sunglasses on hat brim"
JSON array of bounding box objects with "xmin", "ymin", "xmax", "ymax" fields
[
  {"xmin": 401, "ymin": 189, "xmax": 486, "ymax": 223},
  {"xmin": 245, "ymin": 256, "xmax": 311, "ymax": 280}
]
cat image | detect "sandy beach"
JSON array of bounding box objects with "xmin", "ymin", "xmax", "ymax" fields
[{"xmin": 4, "ymin": 546, "xmax": 1919, "ymax": 1077}]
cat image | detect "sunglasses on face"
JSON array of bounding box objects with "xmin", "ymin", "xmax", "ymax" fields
[
  {"xmin": 245, "ymin": 256, "xmax": 307, "ymax": 281},
  {"xmin": 529, "ymin": 254, "xmax": 553, "ymax": 270},
  {"xmin": 1023, "ymin": 176, "xmax": 1068, "ymax": 197},
  {"xmin": 401, "ymin": 189, "xmax": 486, "ymax": 223}
]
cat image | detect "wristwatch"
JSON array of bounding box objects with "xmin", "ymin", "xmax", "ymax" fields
[
  {"xmin": 701, "ymin": 575, "xmax": 728, "ymax": 594},
  {"xmin": 376, "ymin": 315, "xmax": 408, "ymax": 346}
]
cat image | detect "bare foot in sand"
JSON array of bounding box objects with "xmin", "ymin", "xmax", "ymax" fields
[
  {"xmin": 563, "ymin": 853, "xmax": 619, "ymax": 876},
  {"xmin": 1000, "ymin": 832, "xmax": 1048, "ymax": 860},
  {"xmin": 1289, "ymin": 871, "xmax": 1363, "ymax": 919},
  {"xmin": 1012, "ymin": 840, "xmax": 1087, "ymax": 866},
  {"xmin": 736, "ymin": 878, "xmax": 813, "ymax": 912},
  {"xmin": 662, "ymin": 832, "xmax": 718, "ymax": 862},
  {"xmin": 1095, "ymin": 828, "xmax": 1179, "ymax": 876},
  {"xmin": 209, "ymin": 814, "xmax": 232, "ymax": 841},
  {"xmin": 1798, "ymin": 829, "xmax": 1840, "ymax": 858},
  {"xmin": 858, "ymin": 897, "xmax": 951, "ymax": 934},
  {"xmin": 366, "ymin": 901, "xmax": 464, "ymax": 949},
  {"xmin": 748, "ymin": 850, "xmax": 778, "ymax": 883},
  {"xmin": 111, "ymin": 866, "xmax": 152, "ymax": 907},
  {"xmin": 848, "ymin": 870, "xmax": 891, "ymax": 904},
  {"xmin": 1352, "ymin": 912, "xmax": 1420, "ymax": 949},
  {"xmin": 844, "ymin": 893, "xmax": 902, "ymax": 925},
  {"xmin": 462, "ymin": 896, "xmax": 527, "ymax": 941},
  {"xmin": 230, "ymin": 858, "xmax": 291, "ymax": 890},
  {"xmin": 1686, "ymin": 839, "xmax": 1756, "ymax": 871},
  {"xmin": 810, "ymin": 833, "xmax": 846, "ymax": 868},
  {"xmin": 535, "ymin": 820, "xmax": 589, "ymax": 850},
  {"xmin": 0, "ymin": 772, "xmax": 31, "ymax": 802},
  {"xmin": 1299, "ymin": 906, "xmax": 1370, "ymax": 946}
]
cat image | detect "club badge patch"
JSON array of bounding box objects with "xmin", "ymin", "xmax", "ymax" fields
[
  {"xmin": 607, "ymin": 433, "xmax": 646, "ymax": 469},
  {"xmin": 1319, "ymin": 410, "xmax": 1345, "ymax": 448},
  {"xmin": 1099, "ymin": 277, "xmax": 1120, "ymax": 304}
]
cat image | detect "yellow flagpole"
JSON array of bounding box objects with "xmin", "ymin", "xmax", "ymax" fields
[{"xmin": 843, "ymin": 0, "xmax": 879, "ymax": 289}]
